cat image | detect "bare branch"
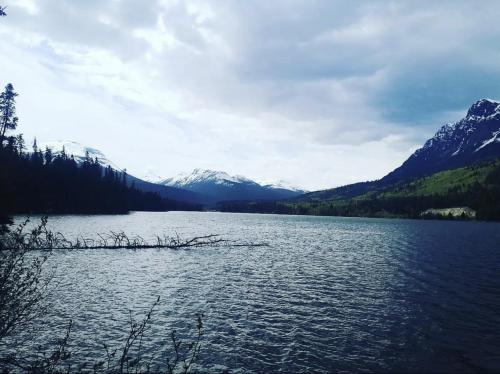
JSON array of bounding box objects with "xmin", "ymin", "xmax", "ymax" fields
[{"xmin": 1, "ymin": 217, "xmax": 268, "ymax": 251}]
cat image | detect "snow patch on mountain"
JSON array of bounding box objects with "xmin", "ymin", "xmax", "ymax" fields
[
  {"xmin": 39, "ymin": 140, "xmax": 122, "ymax": 171},
  {"xmin": 475, "ymin": 131, "xmax": 500, "ymax": 152},
  {"xmin": 262, "ymin": 180, "xmax": 307, "ymax": 193},
  {"xmin": 413, "ymin": 99, "xmax": 500, "ymax": 159},
  {"xmin": 141, "ymin": 169, "xmax": 166, "ymax": 184},
  {"xmin": 161, "ymin": 169, "xmax": 307, "ymax": 191},
  {"xmin": 162, "ymin": 169, "xmax": 258, "ymax": 188},
  {"xmin": 466, "ymin": 98, "xmax": 500, "ymax": 119}
]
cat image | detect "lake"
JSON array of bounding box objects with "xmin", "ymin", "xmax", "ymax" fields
[{"xmin": 11, "ymin": 212, "xmax": 500, "ymax": 372}]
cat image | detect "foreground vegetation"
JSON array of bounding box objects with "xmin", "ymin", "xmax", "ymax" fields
[
  {"xmin": 0, "ymin": 218, "xmax": 209, "ymax": 373},
  {"xmin": 218, "ymin": 159, "xmax": 500, "ymax": 220},
  {"xmin": 0, "ymin": 215, "xmax": 266, "ymax": 372}
]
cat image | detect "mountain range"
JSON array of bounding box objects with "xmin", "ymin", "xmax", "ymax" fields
[
  {"xmin": 40, "ymin": 141, "xmax": 305, "ymax": 205},
  {"xmin": 158, "ymin": 169, "xmax": 305, "ymax": 202},
  {"xmin": 39, "ymin": 98, "xmax": 500, "ymax": 218}
]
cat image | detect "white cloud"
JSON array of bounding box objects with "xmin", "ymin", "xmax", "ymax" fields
[
  {"xmin": 9, "ymin": 0, "xmax": 38, "ymax": 15},
  {"xmin": 1, "ymin": 0, "xmax": 500, "ymax": 190}
]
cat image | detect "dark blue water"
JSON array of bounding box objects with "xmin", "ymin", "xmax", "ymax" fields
[{"xmin": 13, "ymin": 212, "xmax": 500, "ymax": 372}]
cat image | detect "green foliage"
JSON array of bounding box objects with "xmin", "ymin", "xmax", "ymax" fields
[
  {"xmin": 218, "ymin": 159, "xmax": 500, "ymax": 221},
  {"xmin": 376, "ymin": 160, "xmax": 500, "ymax": 198}
]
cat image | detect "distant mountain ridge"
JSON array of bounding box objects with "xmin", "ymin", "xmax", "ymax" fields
[
  {"xmin": 40, "ymin": 142, "xmax": 305, "ymax": 205},
  {"xmin": 160, "ymin": 168, "xmax": 305, "ymax": 202}
]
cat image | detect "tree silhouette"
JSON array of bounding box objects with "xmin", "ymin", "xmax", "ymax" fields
[
  {"xmin": 0, "ymin": 84, "xmax": 18, "ymax": 143},
  {"xmin": 0, "ymin": 85, "xmax": 199, "ymax": 222}
]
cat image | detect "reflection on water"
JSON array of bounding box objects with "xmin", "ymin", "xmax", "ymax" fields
[{"xmin": 12, "ymin": 212, "xmax": 500, "ymax": 372}]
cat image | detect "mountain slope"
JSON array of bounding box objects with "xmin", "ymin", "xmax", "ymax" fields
[
  {"xmin": 160, "ymin": 169, "xmax": 305, "ymax": 202},
  {"xmin": 297, "ymin": 98, "xmax": 500, "ymax": 203},
  {"xmin": 383, "ymin": 98, "xmax": 500, "ymax": 182}
]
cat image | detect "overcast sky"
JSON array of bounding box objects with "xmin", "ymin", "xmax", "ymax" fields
[{"xmin": 1, "ymin": 0, "xmax": 500, "ymax": 190}]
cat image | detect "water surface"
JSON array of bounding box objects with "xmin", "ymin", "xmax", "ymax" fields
[{"xmin": 12, "ymin": 212, "xmax": 500, "ymax": 372}]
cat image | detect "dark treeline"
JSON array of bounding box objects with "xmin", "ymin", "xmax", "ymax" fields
[
  {"xmin": 0, "ymin": 83, "xmax": 198, "ymax": 222},
  {"xmin": 217, "ymin": 162, "xmax": 500, "ymax": 221},
  {"xmin": 0, "ymin": 143, "xmax": 196, "ymax": 215}
]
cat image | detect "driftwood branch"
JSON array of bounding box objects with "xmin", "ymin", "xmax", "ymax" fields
[{"xmin": 1, "ymin": 217, "xmax": 268, "ymax": 251}]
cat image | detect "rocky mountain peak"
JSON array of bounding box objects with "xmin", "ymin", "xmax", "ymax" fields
[
  {"xmin": 466, "ymin": 98, "xmax": 500, "ymax": 118},
  {"xmin": 383, "ymin": 98, "xmax": 500, "ymax": 182}
]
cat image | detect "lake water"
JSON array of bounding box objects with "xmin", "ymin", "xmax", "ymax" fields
[{"xmin": 11, "ymin": 212, "xmax": 500, "ymax": 372}]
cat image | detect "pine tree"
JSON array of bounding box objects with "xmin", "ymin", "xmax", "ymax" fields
[
  {"xmin": 0, "ymin": 84, "xmax": 19, "ymax": 144},
  {"xmin": 15, "ymin": 134, "xmax": 25, "ymax": 154},
  {"xmin": 44, "ymin": 147, "xmax": 53, "ymax": 165},
  {"xmin": 61, "ymin": 145, "xmax": 67, "ymax": 160},
  {"xmin": 122, "ymin": 169, "xmax": 127, "ymax": 186}
]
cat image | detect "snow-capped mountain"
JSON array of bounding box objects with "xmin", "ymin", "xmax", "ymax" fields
[
  {"xmin": 39, "ymin": 141, "xmax": 123, "ymax": 171},
  {"xmin": 162, "ymin": 169, "xmax": 256, "ymax": 188},
  {"xmin": 384, "ymin": 98, "xmax": 500, "ymax": 182},
  {"xmin": 160, "ymin": 169, "xmax": 305, "ymax": 202}
]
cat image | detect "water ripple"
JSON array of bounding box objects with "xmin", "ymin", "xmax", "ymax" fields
[{"xmin": 10, "ymin": 212, "xmax": 500, "ymax": 373}]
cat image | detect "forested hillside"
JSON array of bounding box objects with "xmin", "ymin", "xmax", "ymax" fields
[{"xmin": 218, "ymin": 160, "xmax": 500, "ymax": 220}]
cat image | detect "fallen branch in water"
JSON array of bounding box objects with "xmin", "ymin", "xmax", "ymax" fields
[
  {"xmin": 57, "ymin": 231, "xmax": 231, "ymax": 250},
  {"xmin": 0, "ymin": 217, "xmax": 269, "ymax": 251}
]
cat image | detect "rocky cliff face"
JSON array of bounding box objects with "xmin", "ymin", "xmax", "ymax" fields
[{"xmin": 384, "ymin": 99, "xmax": 500, "ymax": 182}]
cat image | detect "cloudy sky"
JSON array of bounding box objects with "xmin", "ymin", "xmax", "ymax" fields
[{"xmin": 1, "ymin": 0, "xmax": 500, "ymax": 190}]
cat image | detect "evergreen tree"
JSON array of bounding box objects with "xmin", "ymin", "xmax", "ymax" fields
[
  {"xmin": 15, "ymin": 134, "xmax": 25, "ymax": 154},
  {"xmin": 44, "ymin": 146, "xmax": 53, "ymax": 165},
  {"xmin": 0, "ymin": 83, "xmax": 18, "ymax": 144}
]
